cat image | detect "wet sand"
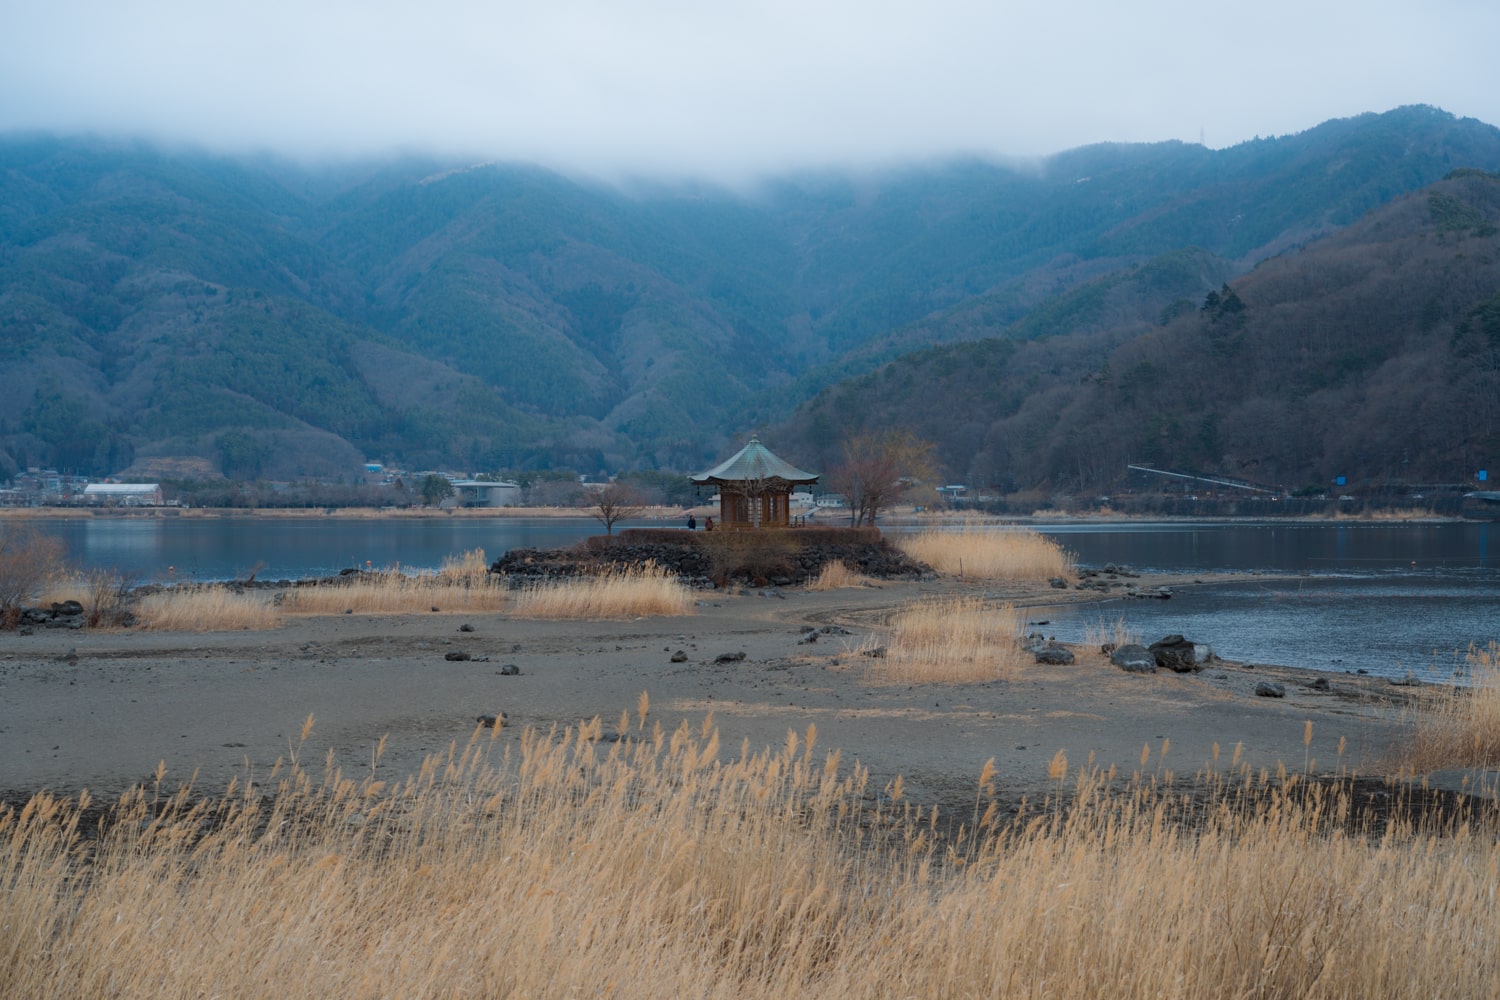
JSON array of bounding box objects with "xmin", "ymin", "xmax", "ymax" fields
[{"xmin": 0, "ymin": 576, "xmax": 1427, "ymax": 812}]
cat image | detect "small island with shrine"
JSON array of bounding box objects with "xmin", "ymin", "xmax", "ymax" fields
[{"xmin": 491, "ymin": 435, "xmax": 927, "ymax": 585}]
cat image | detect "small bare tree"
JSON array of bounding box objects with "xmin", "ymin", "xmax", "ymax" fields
[
  {"xmin": 0, "ymin": 525, "xmax": 67, "ymax": 625},
  {"xmin": 829, "ymin": 430, "xmax": 936, "ymax": 526},
  {"xmin": 588, "ymin": 482, "xmax": 644, "ymax": 535}
]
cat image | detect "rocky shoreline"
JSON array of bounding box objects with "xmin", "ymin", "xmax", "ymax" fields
[{"xmin": 492, "ymin": 528, "xmax": 931, "ymax": 587}]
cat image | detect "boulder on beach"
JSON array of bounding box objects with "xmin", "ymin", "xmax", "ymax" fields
[
  {"xmin": 1034, "ymin": 643, "xmax": 1075, "ymax": 665},
  {"xmin": 1149, "ymin": 634, "xmax": 1213, "ymax": 673},
  {"xmin": 1110, "ymin": 644, "xmax": 1158, "ymax": 673}
]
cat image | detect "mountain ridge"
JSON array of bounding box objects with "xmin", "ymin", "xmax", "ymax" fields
[{"xmin": 2, "ymin": 106, "xmax": 1497, "ymax": 483}]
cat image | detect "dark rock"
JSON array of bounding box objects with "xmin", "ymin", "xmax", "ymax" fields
[
  {"xmin": 1048, "ymin": 577, "xmax": 1069, "ymax": 589},
  {"xmin": 1149, "ymin": 634, "xmax": 1211, "ymax": 673},
  {"xmin": 498, "ymin": 663, "xmax": 521, "ymax": 676},
  {"xmin": 1021, "ymin": 633, "xmax": 1051, "ymax": 654},
  {"xmin": 1034, "ymin": 644, "xmax": 1075, "ymax": 665},
  {"xmin": 459, "ymin": 623, "xmax": 475, "ymax": 632},
  {"xmin": 670, "ymin": 650, "xmax": 688, "ymax": 662},
  {"xmin": 1254, "ymin": 681, "xmax": 1286, "ymax": 698},
  {"xmin": 1111, "ymin": 644, "xmax": 1157, "ymax": 673},
  {"xmin": 797, "ymin": 632, "xmax": 818, "ymax": 645},
  {"xmin": 488, "ymin": 533, "xmax": 930, "ymax": 589},
  {"xmin": 477, "ymin": 712, "xmax": 507, "ymax": 728},
  {"xmin": 444, "ymin": 651, "xmax": 471, "ymax": 661},
  {"xmin": 861, "ymin": 645, "xmax": 888, "ymax": 658},
  {"xmin": 50, "ymin": 600, "xmax": 84, "ymax": 616},
  {"xmin": 1308, "ymin": 677, "xmax": 1331, "ymax": 691},
  {"xmin": 714, "ymin": 651, "xmax": 746, "ymax": 663}
]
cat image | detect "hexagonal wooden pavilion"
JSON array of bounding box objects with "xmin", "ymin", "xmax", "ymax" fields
[{"xmin": 689, "ymin": 436, "xmax": 819, "ymax": 528}]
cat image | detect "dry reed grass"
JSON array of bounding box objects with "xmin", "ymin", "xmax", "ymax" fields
[
  {"xmin": 1327, "ymin": 507, "xmax": 1441, "ymax": 521},
  {"xmin": 4, "ymin": 715, "xmax": 1500, "ymax": 997},
  {"xmin": 281, "ymin": 549, "xmax": 508, "ymax": 615},
  {"xmin": 896, "ymin": 523, "xmax": 1073, "ymax": 581},
  {"xmin": 510, "ymin": 562, "xmax": 695, "ymax": 619},
  {"xmin": 1396, "ymin": 641, "xmax": 1500, "ymax": 771},
  {"xmin": 32, "ymin": 572, "xmax": 89, "ymax": 609},
  {"xmin": 864, "ymin": 595, "xmax": 1028, "ymax": 683},
  {"xmin": 804, "ymin": 561, "xmax": 874, "ymax": 591},
  {"xmin": 135, "ymin": 586, "xmax": 281, "ymax": 631},
  {"xmin": 1084, "ymin": 613, "xmax": 1143, "ymax": 649}
]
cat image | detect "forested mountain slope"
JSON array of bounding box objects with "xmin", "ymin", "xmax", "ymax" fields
[
  {"xmin": 1, "ymin": 106, "xmax": 1497, "ymax": 480},
  {"xmin": 779, "ymin": 171, "xmax": 1500, "ymax": 493}
]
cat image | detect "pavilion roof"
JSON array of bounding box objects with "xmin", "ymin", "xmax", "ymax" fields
[{"xmin": 689, "ymin": 436, "xmax": 819, "ymax": 486}]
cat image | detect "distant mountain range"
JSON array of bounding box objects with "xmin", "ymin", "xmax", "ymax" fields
[
  {"xmin": 779, "ymin": 170, "xmax": 1500, "ymax": 494},
  {"xmin": 2, "ymin": 104, "xmax": 1498, "ymax": 488}
]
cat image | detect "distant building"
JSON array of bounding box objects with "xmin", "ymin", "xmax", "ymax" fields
[
  {"xmin": 451, "ymin": 480, "xmax": 522, "ymax": 508},
  {"xmin": 936, "ymin": 485, "xmax": 969, "ymax": 504},
  {"xmin": 82, "ymin": 483, "xmax": 163, "ymax": 506}
]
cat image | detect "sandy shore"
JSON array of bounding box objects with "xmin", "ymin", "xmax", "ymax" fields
[{"xmin": 0, "ymin": 575, "xmax": 1432, "ymax": 812}]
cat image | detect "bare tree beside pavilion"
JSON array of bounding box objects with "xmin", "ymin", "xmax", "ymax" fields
[
  {"xmin": 829, "ymin": 430, "xmax": 935, "ymax": 526},
  {"xmin": 588, "ymin": 481, "xmax": 645, "ymax": 535}
]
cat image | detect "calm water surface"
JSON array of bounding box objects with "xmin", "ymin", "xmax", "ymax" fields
[
  {"xmin": 35, "ymin": 515, "xmax": 652, "ymax": 582},
  {"xmin": 31, "ymin": 516, "xmax": 1500, "ymax": 678},
  {"xmin": 1020, "ymin": 521, "xmax": 1498, "ymax": 680}
]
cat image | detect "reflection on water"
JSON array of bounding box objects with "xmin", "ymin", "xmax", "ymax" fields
[
  {"xmin": 36, "ymin": 516, "xmax": 644, "ymax": 583},
  {"xmin": 1028, "ymin": 520, "xmax": 1495, "ymax": 574}
]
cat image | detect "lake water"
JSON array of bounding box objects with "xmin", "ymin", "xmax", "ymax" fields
[
  {"xmin": 26, "ymin": 516, "xmax": 1499, "ymax": 679},
  {"xmin": 31, "ymin": 515, "xmax": 648, "ymax": 582},
  {"xmin": 1017, "ymin": 521, "xmax": 1496, "ymax": 680}
]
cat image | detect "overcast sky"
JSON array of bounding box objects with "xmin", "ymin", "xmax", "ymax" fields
[{"xmin": 2, "ymin": 0, "xmax": 1496, "ymax": 182}]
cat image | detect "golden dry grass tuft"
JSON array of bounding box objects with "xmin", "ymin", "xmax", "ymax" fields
[
  {"xmin": 32, "ymin": 572, "xmax": 87, "ymax": 609},
  {"xmin": 1396, "ymin": 641, "xmax": 1500, "ymax": 771},
  {"xmin": 135, "ymin": 586, "xmax": 281, "ymax": 631},
  {"xmin": 281, "ymin": 549, "xmax": 508, "ymax": 615},
  {"xmin": 896, "ymin": 524, "xmax": 1073, "ymax": 581},
  {"xmin": 864, "ymin": 595, "xmax": 1028, "ymax": 683},
  {"xmin": 804, "ymin": 561, "xmax": 874, "ymax": 591},
  {"xmin": 510, "ymin": 562, "xmax": 695, "ymax": 619},
  {"xmin": 1084, "ymin": 613, "xmax": 1142, "ymax": 649},
  {"xmin": 5, "ymin": 716, "xmax": 1500, "ymax": 997}
]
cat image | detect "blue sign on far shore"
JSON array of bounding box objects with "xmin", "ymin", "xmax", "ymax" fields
[
  {"xmin": 1480, "ymin": 470, "xmax": 1489, "ymax": 482},
  {"xmin": 1336, "ymin": 475, "xmax": 1347, "ymax": 486}
]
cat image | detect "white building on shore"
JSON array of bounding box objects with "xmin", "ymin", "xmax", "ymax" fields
[{"xmin": 82, "ymin": 483, "xmax": 164, "ymax": 506}]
